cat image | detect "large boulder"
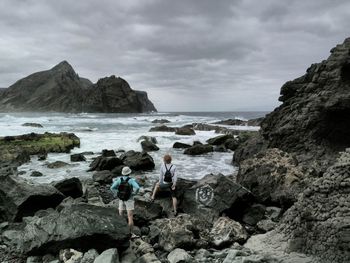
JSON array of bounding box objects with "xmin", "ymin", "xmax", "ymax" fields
[
  {"xmin": 88, "ymin": 156, "xmax": 123, "ymax": 171},
  {"xmin": 0, "ymin": 172, "xmax": 64, "ymax": 222},
  {"xmin": 141, "ymin": 140, "xmax": 159, "ymax": 152},
  {"xmin": 183, "ymin": 144, "xmax": 213, "ymax": 155},
  {"xmin": 206, "ymin": 134, "xmax": 234, "ymax": 146},
  {"xmin": 210, "ymin": 217, "xmax": 249, "ymax": 247},
  {"xmin": 70, "ymin": 153, "xmax": 86, "ymax": 162},
  {"xmin": 173, "ymin": 142, "xmax": 191, "ymax": 149},
  {"xmin": 53, "ymin": 177, "xmax": 83, "ymax": 199},
  {"xmin": 150, "ymin": 214, "xmax": 210, "ymax": 252},
  {"xmin": 92, "ymin": 170, "xmax": 115, "ymax": 184},
  {"xmin": 2, "ymin": 203, "xmax": 130, "ymax": 255},
  {"xmin": 133, "ymin": 196, "xmax": 163, "ymax": 225},
  {"xmin": 182, "ymin": 174, "xmax": 253, "ymax": 223},
  {"xmin": 120, "ymin": 151, "xmax": 155, "ymax": 171},
  {"xmin": 237, "ymin": 148, "xmax": 304, "ymax": 207},
  {"xmin": 175, "ymin": 127, "xmax": 196, "ymax": 136},
  {"xmin": 149, "ymin": 125, "xmax": 176, "ymax": 132}
]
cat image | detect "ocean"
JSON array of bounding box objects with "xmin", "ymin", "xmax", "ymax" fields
[{"xmin": 0, "ymin": 111, "xmax": 267, "ymax": 184}]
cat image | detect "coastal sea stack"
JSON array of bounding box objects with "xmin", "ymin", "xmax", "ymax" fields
[{"xmin": 0, "ymin": 61, "xmax": 157, "ymax": 113}]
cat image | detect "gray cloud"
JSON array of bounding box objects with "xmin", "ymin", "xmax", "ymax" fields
[{"xmin": 0, "ymin": 0, "xmax": 350, "ymax": 111}]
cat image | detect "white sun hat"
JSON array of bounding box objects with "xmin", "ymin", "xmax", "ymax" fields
[{"xmin": 121, "ymin": 166, "xmax": 132, "ymax": 176}]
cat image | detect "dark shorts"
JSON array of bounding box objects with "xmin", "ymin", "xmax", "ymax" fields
[{"xmin": 159, "ymin": 182, "xmax": 177, "ymax": 198}]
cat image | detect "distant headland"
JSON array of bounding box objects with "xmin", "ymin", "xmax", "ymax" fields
[{"xmin": 0, "ymin": 61, "xmax": 157, "ymax": 113}]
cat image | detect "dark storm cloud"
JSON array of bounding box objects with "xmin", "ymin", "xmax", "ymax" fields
[{"xmin": 0, "ymin": 0, "xmax": 350, "ymax": 111}]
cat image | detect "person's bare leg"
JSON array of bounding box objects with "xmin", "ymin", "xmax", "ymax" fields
[
  {"xmin": 127, "ymin": 209, "xmax": 134, "ymax": 233},
  {"xmin": 172, "ymin": 197, "xmax": 178, "ymax": 215},
  {"xmin": 151, "ymin": 182, "xmax": 160, "ymax": 200}
]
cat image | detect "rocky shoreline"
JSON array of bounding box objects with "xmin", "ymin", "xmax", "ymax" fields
[{"xmin": 1, "ymin": 38, "xmax": 350, "ymax": 263}]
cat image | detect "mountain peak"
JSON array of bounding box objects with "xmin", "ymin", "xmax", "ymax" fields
[{"xmin": 51, "ymin": 61, "xmax": 75, "ymax": 74}]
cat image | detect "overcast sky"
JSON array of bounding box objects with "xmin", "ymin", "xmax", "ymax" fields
[{"xmin": 0, "ymin": 0, "xmax": 350, "ymax": 111}]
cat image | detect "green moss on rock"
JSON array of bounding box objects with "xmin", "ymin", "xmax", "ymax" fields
[{"xmin": 0, "ymin": 132, "xmax": 80, "ymax": 164}]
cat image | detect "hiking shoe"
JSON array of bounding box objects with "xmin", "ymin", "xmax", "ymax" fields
[{"xmin": 174, "ymin": 211, "xmax": 178, "ymax": 217}]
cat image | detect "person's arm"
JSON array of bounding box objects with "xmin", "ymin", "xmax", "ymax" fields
[
  {"xmin": 130, "ymin": 179, "xmax": 140, "ymax": 195},
  {"xmin": 110, "ymin": 178, "xmax": 121, "ymax": 196}
]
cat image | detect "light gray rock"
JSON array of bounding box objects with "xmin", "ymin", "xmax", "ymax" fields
[
  {"xmin": 93, "ymin": 248, "xmax": 119, "ymax": 263},
  {"xmin": 81, "ymin": 249, "xmax": 99, "ymax": 263},
  {"xmin": 210, "ymin": 217, "xmax": 249, "ymax": 247},
  {"xmin": 167, "ymin": 248, "xmax": 193, "ymax": 263},
  {"xmin": 257, "ymin": 219, "xmax": 277, "ymax": 232},
  {"xmin": 133, "ymin": 253, "xmax": 161, "ymax": 263},
  {"xmin": 26, "ymin": 256, "xmax": 42, "ymax": 263},
  {"xmin": 59, "ymin": 248, "xmax": 83, "ymax": 263}
]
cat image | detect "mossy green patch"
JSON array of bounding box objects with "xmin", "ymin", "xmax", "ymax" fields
[{"xmin": 0, "ymin": 132, "xmax": 80, "ymax": 163}]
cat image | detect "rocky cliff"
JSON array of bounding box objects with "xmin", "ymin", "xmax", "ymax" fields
[
  {"xmin": 0, "ymin": 61, "xmax": 157, "ymax": 113},
  {"xmin": 234, "ymin": 38, "xmax": 350, "ymax": 262}
]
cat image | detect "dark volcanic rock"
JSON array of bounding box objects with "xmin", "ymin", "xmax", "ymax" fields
[
  {"xmin": 0, "ymin": 61, "xmax": 156, "ymax": 113},
  {"xmin": 175, "ymin": 127, "xmax": 196, "ymax": 136},
  {"xmin": 149, "ymin": 125, "xmax": 176, "ymax": 132},
  {"xmin": 93, "ymin": 170, "xmax": 115, "ymax": 184},
  {"xmin": 173, "ymin": 142, "xmax": 192, "ymax": 149},
  {"xmin": 120, "ymin": 150, "xmax": 155, "ymax": 171},
  {"xmin": 151, "ymin": 119, "xmax": 170, "ymax": 124},
  {"xmin": 22, "ymin": 123, "xmax": 43, "ymax": 128},
  {"xmin": 134, "ymin": 196, "xmax": 163, "ymax": 225},
  {"xmin": 141, "ymin": 140, "xmax": 159, "ymax": 152},
  {"xmin": 84, "ymin": 76, "xmax": 156, "ymax": 113},
  {"xmin": 53, "ymin": 177, "xmax": 83, "ymax": 199},
  {"xmin": 0, "ymin": 172, "xmax": 64, "ymax": 222},
  {"xmin": 1, "ymin": 203, "xmax": 130, "ymax": 255},
  {"xmin": 70, "ymin": 153, "xmax": 86, "ymax": 162},
  {"xmin": 30, "ymin": 171, "xmax": 43, "ymax": 177},
  {"xmin": 182, "ymin": 174, "xmax": 253, "ymax": 223},
  {"xmin": 47, "ymin": 161, "xmax": 69, "ymax": 169},
  {"xmin": 183, "ymin": 144, "xmax": 213, "ymax": 155},
  {"xmin": 259, "ymin": 38, "xmax": 350, "ymax": 169},
  {"xmin": 213, "ymin": 119, "xmax": 247, "ymax": 126},
  {"xmin": 89, "ymin": 156, "xmax": 123, "ymax": 171},
  {"xmin": 237, "ymin": 148, "xmax": 304, "ymax": 207},
  {"xmin": 102, "ymin": 149, "xmax": 116, "ymax": 157},
  {"xmin": 206, "ymin": 134, "xmax": 234, "ymax": 145}
]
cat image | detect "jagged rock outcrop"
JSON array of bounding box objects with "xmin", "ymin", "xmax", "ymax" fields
[
  {"xmin": 234, "ymin": 38, "xmax": 350, "ymax": 262},
  {"xmin": 0, "ymin": 61, "xmax": 156, "ymax": 113},
  {"xmin": 262, "ymin": 38, "xmax": 350, "ymax": 168}
]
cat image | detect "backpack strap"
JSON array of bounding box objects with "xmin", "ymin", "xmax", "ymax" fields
[
  {"xmin": 165, "ymin": 164, "xmax": 174, "ymax": 176},
  {"xmin": 125, "ymin": 177, "xmax": 130, "ymax": 182}
]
